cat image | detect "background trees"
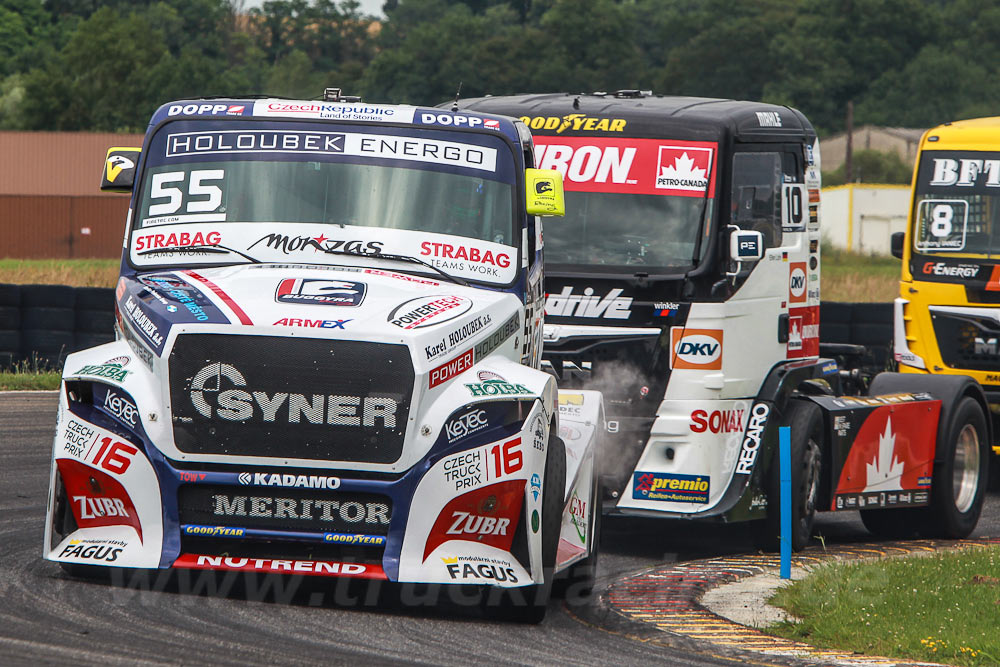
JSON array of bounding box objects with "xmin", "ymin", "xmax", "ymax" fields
[{"xmin": 2, "ymin": 0, "xmax": 1000, "ymax": 145}]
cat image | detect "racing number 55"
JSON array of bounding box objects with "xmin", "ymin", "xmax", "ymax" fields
[{"xmin": 148, "ymin": 169, "xmax": 224, "ymax": 216}]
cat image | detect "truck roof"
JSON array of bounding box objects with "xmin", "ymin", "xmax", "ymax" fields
[
  {"xmin": 921, "ymin": 116, "xmax": 1000, "ymax": 151},
  {"xmin": 146, "ymin": 97, "xmax": 522, "ymax": 142},
  {"xmin": 456, "ymin": 92, "xmax": 815, "ymax": 143}
]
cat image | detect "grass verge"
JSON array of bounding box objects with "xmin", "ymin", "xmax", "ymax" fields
[
  {"xmin": 0, "ymin": 369, "xmax": 61, "ymax": 390},
  {"xmin": 821, "ymin": 245, "xmax": 901, "ymax": 302},
  {"xmin": 0, "ymin": 258, "xmax": 119, "ymax": 287},
  {"xmin": 769, "ymin": 545, "xmax": 1000, "ymax": 666}
]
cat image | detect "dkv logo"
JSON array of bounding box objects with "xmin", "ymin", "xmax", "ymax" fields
[
  {"xmin": 669, "ymin": 328, "xmax": 723, "ymax": 370},
  {"xmin": 789, "ymin": 262, "xmax": 807, "ymax": 303}
]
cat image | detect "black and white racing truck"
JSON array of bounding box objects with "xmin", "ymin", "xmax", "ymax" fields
[
  {"xmin": 43, "ymin": 90, "xmax": 602, "ymax": 620},
  {"xmin": 460, "ymin": 92, "xmax": 991, "ymax": 549}
]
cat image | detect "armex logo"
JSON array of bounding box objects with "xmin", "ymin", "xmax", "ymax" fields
[{"xmin": 669, "ymin": 328, "xmax": 723, "ymax": 370}]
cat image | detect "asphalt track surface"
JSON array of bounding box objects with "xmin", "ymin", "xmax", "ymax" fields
[{"xmin": 2, "ymin": 392, "xmax": 998, "ymax": 666}]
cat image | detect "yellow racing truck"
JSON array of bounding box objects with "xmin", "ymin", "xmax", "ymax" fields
[{"xmin": 893, "ymin": 116, "xmax": 1000, "ymax": 458}]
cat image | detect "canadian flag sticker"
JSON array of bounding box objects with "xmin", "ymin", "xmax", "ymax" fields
[{"xmin": 655, "ymin": 146, "xmax": 713, "ymax": 193}]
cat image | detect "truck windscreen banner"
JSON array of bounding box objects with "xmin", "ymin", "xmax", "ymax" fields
[{"xmin": 533, "ymin": 137, "xmax": 717, "ymax": 198}]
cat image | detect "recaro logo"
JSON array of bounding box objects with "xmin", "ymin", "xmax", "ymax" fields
[{"xmin": 669, "ymin": 328, "xmax": 723, "ymax": 370}]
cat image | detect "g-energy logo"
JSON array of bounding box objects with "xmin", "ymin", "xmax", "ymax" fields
[
  {"xmin": 922, "ymin": 261, "xmax": 980, "ymax": 278},
  {"xmin": 189, "ymin": 362, "xmax": 398, "ymax": 427}
]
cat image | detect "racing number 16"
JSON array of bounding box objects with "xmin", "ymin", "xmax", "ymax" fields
[
  {"xmin": 490, "ymin": 438, "xmax": 523, "ymax": 477},
  {"xmin": 91, "ymin": 437, "xmax": 138, "ymax": 475}
]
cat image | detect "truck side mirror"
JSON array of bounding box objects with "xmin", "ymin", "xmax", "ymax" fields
[
  {"xmin": 730, "ymin": 229, "xmax": 764, "ymax": 262},
  {"xmin": 101, "ymin": 147, "xmax": 141, "ymax": 192},
  {"xmin": 525, "ymin": 168, "xmax": 565, "ymax": 217},
  {"xmin": 890, "ymin": 231, "xmax": 904, "ymax": 259}
]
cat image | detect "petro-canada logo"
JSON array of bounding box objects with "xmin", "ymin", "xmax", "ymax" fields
[{"xmin": 655, "ymin": 146, "xmax": 713, "ymax": 193}]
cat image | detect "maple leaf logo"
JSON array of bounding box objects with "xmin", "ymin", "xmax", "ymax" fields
[
  {"xmin": 660, "ymin": 152, "xmax": 707, "ymax": 182},
  {"xmin": 864, "ymin": 417, "xmax": 904, "ymax": 491}
]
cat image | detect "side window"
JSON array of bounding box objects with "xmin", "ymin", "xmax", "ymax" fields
[{"xmin": 731, "ymin": 152, "xmax": 782, "ymax": 248}]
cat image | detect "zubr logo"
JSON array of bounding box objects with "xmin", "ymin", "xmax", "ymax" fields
[
  {"xmin": 789, "ymin": 262, "xmax": 807, "ymax": 303},
  {"xmin": 275, "ymin": 278, "xmax": 366, "ymax": 307},
  {"xmin": 669, "ymin": 328, "xmax": 723, "ymax": 370}
]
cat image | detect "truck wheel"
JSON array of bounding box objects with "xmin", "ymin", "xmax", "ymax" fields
[
  {"xmin": 484, "ymin": 431, "xmax": 565, "ymax": 623},
  {"xmin": 754, "ymin": 399, "xmax": 823, "ymax": 552},
  {"xmin": 924, "ymin": 397, "xmax": 988, "ymax": 538}
]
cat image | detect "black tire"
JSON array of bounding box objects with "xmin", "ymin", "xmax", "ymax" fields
[
  {"xmin": 75, "ymin": 332, "xmax": 115, "ymax": 351},
  {"xmin": 22, "ymin": 307, "xmax": 75, "ymax": 332},
  {"xmin": 0, "ymin": 330, "xmax": 19, "ymax": 351},
  {"xmin": 859, "ymin": 507, "xmax": 923, "ymax": 539},
  {"xmin": 0, "ymin": 306, "xmax": 19, "ymax": 330},
  {"xmin": 851, "ymin": 322, "xmax": 893, "ymax": 346},
  {"xmin": 819, "ymin": 322, "xmax": 851, "ymax": 344},
  {"xmin": 75, "ymin": 287, "xmax": 114, "ymax": 310},
  {"xmin": 923, "ymin": 397, "xmax": 989, "ymax": 538},
  {"xmin": 754, "ymin": 399, "xmax": 823, "ymax": 552},
  {"xmin": 21, "ymin": 284, "xmax": 75, "ymax": 309},
  {"xmin": 553, "ymin": 481, "xmax": 602, "ymax": 603},
  {"xmin": 820, "ymin": 301, "xmax": 853, "ymax": 325},
  {"xmin": 20, "ymin": 329, "xmax": 75, "ymax": 354},
  {"xmin": 484, "ymin": 432, "xmax": 565, "ymax": 623},
  {"xmin": 850, "ymin": 302, "xmax": 893, "ymax": 325},
  {"xmin": 75, "ymin": 308, "xmax": 117, "ymax": 334},
  {"xmin": 0, "ymin": 284, "xmax": 20, "ymax": 307}
]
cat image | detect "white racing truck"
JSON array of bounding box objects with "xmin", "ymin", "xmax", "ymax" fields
[
  {"xmin": 42, "ymin": 90, "xmax": 602, "ymax": 621},
  {"xmin": 460, "ymin": 92, "xmax": 991, "ymax": 549}
]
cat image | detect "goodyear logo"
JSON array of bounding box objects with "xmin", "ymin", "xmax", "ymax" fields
[
  {"xmin": 632, "ymin": 471, "xmax": 709, "ymax": 503},
  {"xmin": 520, "ymin": 114, "xmax": 626, "ymax": 134}
]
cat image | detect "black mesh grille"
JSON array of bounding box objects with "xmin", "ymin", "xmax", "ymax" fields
[
  {"xmin": 931, "ymin": 311, "xmax": 1000, "ymax": 371},
  {"xmin": 169, "ymin": 334, "xmax": 413, "ymax": 463},
  {"xmin": 178, "ymin": 485, "xmax": 392, "ymax": 535}
]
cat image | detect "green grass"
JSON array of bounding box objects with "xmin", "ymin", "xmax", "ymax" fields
[
  {"xmin": 0, "ymin": 258, "xmax": 119, "ymax": 287},
  {"xmin": 769, "ymin": 546, "xmax": 1000, "ymax": 665},
  {"xmin": 821, "ymin": 244, "xmax": 902, "ymax": 302}
]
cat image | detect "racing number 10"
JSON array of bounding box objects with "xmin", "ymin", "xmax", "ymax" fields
[
  {"xmin": 91, "ymin": 437, "xmax": 138, "ymax": 475},
  {"xmin": 490, "ymin": 437, "xmax": 523, "ymax": 477}
]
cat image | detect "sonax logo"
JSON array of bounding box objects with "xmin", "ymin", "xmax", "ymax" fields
[{"xmin": 669, "ymin": 328, "xmax": 723, "ymax": 370}]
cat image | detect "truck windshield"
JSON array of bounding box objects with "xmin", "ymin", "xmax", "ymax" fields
[
  {"xmin": 130, "ymin": 120, "xmax": 519, "ymax": 284},
  {"xmin": 912, "ymin": 150, "xmax": 1000, "ymax": 257},
  {"xmin": 535, "ymin": 137, "xmax": 717, "ymax": 272}
]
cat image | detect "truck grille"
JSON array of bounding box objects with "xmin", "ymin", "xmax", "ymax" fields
[
  {"xmin": 168, "ymin": 334, "xmax": 413, "ymax": 463},
  {"xmin": 931, "ymin": 309, "xmax": 1000, "ymax": 372}
]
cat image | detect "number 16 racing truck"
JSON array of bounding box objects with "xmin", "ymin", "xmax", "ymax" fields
[
  {"xmin": 43, "ymin": 90, "xmax": 602, "ymax": 619},
  {"xmin": 460, "ymin": 92, "xmax": 991, "ymax": 549}
]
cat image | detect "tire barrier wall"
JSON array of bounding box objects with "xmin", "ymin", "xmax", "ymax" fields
[
  {"xmin": 818, "ymin": 301, "xmax": 894, "ymax": 372},
  {"xmin": 0, "ymin": 286, "xmax": 895, "ymax": 374},
  {"xmin": 0, "ymin": 283, "xmax": 115, "ymax": 371}
]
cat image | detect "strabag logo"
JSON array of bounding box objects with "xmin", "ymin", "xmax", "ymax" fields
[
  {"xmin": 275, "ymin": 278, "xmax": 367, "ymax": 307},
  {"xmin": 656, "ymin": 146, "xmax": 712, "ymax": 192},
  {"xmin": 189, "ymin": 362, "xmax": 398, "ymax": 427},
  {"xmin": 388, "ymin": 295, "xmax": 472, "ymax": 329},
  {"xmin": 669, "ymin": 328, "xmax": 723, "ymax": 370},
  {"xmin": 545, "ymin": 286, "xmax": 632, "ymax": 320},
  {"xmin": 735, "ymin": 403, "xmax": 770, "ymax": 474},
  {"xmin": 633, "ymin": 472, "xmax": 710, "ymax": 504}
]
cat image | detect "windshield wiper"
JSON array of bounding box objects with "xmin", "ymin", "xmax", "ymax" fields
[
  {"xmin": 308, "ymin": 242, "xmax": 469, "ymax": 286},
  {"xmin": 136, "ymin": 244, "xmax": 262, "ymax": 263}
]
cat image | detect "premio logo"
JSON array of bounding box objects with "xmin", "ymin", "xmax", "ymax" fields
[{"xmin": 669, "ymin": 328, "xmax": 723, "ymax": 370}]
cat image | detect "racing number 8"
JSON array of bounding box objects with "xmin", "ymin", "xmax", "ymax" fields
[
  {"xmin": 490, "ymin": 438, "xmax": 523, "ymax": 476},
  {"xmin": 930, "ymin": 204, "xmax": 954, "ymax": 237}
]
